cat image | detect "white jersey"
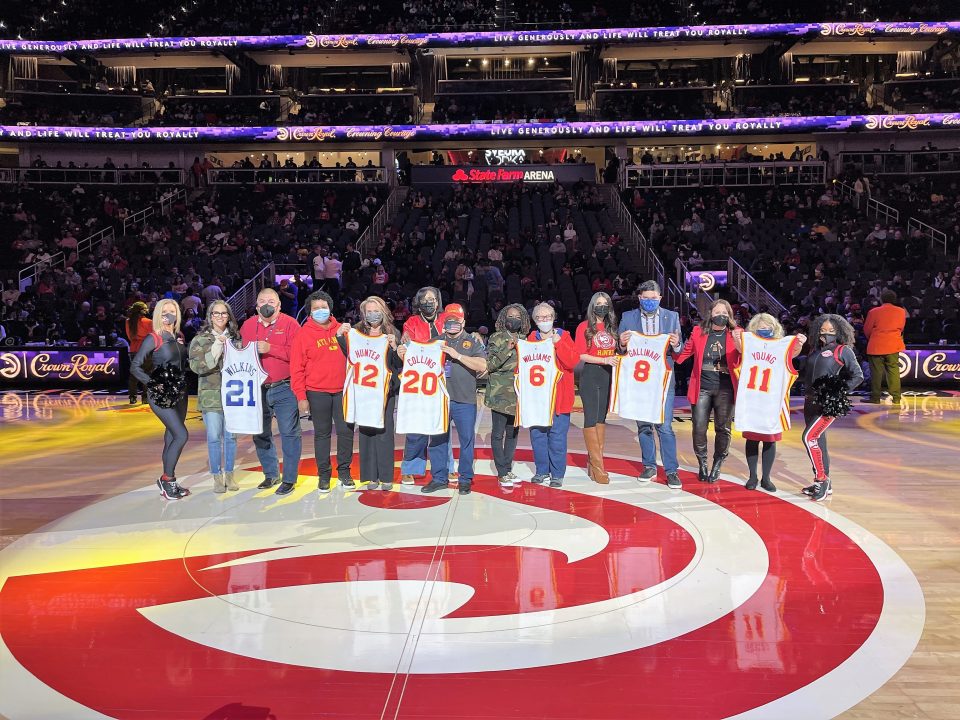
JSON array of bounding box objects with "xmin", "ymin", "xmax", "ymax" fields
[
  {"xmin": 515, "ymin": 338, "xmax": 562, "ymax": 428},
  {"xmin": 396, "ymin": 340, "xmax": 449, "ymax": 435},
  {"xmin": 734, "ymin": 333, "xmax": 799, "ymax": 436},
  {"xmin": 609, "ymin": 333, "xmax": 673, "ymax": 424},
  {"xmin": 221, "ymin": 341, "xmax": 268, "ymax": 434},
  {"xmin": 342, "ymin": 329, "xmax": 391, "ymax": 429}
]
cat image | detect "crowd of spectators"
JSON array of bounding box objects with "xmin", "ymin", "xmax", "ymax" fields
[
  {"xmin": 291, "ymin": 95, "xmax": 415, "ymax": 125},
  {"xmin": 152, "ymin": 98, "xmax": 282, "ymax": 126},
  {"xmin": 734, "ymin": 85, "xmax": 877, "ymax": 117},
  {"xmin": 432, "ymin": 94, "xmax": 577, "ymax": 123},
  {"xmin": 885, "ymin": 79, "xmax": 960, "ymax": 112},
  {"xmin": 596, "ymin": 92, "xmax": 721, "ymax": 121}
]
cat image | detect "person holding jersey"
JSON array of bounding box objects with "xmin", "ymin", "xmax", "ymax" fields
[
  {"xmin": 125, "ymin": 301, "xmax": 153, "ymax": 404},
  {"xmin": 734, "ymin": 313, "xmax": 805, "ymax": 492},
  {"xmin": 485, "ymin": 304, "xmax": 530, "ymax": 488},
  {"xmin": 291, "ymin": 290, "xmax": 354, "ymax": 493},
  {"xmin": 399, "ymin": 286, "xmax": 445, "ymax": 485},
  {"xmin": 801, "ymin": 314, "xmax": 864, "ymax": 501},
  {"xmin": 188, "ymin": 300, "xmax": 241, "ymax": 493},
  {"xmin": 618, "ymin": 281, "xmax": 683, "ymax": 488},
  {"xmin": 575, "ymin": 292, "xmax": 618, "ymax": 484},
  {"xmin": 240, "ymin": 288, "xmax": 302, "ymax": 496},
  {"xmin": 528, "ymin": 303, "xmax": 580, "ymax": 487},
  {"xmin": 130, "ymin": 299, "xmax": 190, "ymax": 500},
  {"xmin": 337, "ymin": 297, "xmax": 402, "ymax": 490}
]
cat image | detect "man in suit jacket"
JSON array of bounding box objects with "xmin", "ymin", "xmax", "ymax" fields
[
  {"xmin": 618, "ymin": 280, "xmax": 684, "ymax": 488},
  {"xmin": 863, "ymin": 288, "xmax": 906, "ymax": 404}
]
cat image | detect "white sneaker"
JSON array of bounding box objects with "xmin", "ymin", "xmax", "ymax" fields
[
  {"xmin": 506, "ymin": 471, "xmax": 518, "ymax": 480},
  {"xmin": 499, "ymin": 476, "xmax": 514, "ymax": 488}
]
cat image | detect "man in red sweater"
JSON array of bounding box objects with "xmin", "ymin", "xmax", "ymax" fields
[
  {"xmin": 240, "ymin": 288, "xmax": 302, "ymax": 495},
  {"xmin": 528, "ymin": 302, "xmax": 580, "ymax": 487},
  {"xmin": 291, "ymin": 290, "xmax": 355, "ymax": 493}
]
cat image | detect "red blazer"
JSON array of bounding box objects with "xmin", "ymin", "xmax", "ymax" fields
[
  {"xmin": 675, "ymin": 326, "xmax": 742, "ymax": 405},
  {"xmin": 527, "ymin": 329, "xmax": 580, "ymax": 414},
  {"xmin": 402, "ymin": 315, "xmax": 443, "ymax": 343}
]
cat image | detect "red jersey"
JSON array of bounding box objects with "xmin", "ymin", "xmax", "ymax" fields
[
  {"xmin": 290, "ymin": 317, "xmax": 347, "ymax": 399},
  {"xmin": 574, "ymin": 320, "xmax": 617, "ymax": 358},
  {"xmin": 239, "ymin": 313, "xmax": 300, "ymax": 384}
]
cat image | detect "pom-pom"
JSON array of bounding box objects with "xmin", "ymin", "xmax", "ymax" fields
[
  {"xmin": 812, "ymin": 373, "xmax": 852, "ymax": 418},
  {"xmin": 147, "ymin": 364, "xmax": 186, "ymax": 408}
]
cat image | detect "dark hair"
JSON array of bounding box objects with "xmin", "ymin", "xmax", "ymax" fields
[
  {"xmin": 494, "ymin": 303, "xmax": 531, "ymax": 336},
  {"xmin": 126, "ymin": 301, "xmax": 149, "ymax": 336},
  {"xmin": 880, "ymin": 289, "xmax": 898, "ymax": 305},
  {"xmin": 637, "ymin": 280, "xmax": 661, "ymax": 295},
  {"xmin": 585, "ymin": 292, "xmax": 618, "ymax": 345},
  {"xmin": 200, "ymin": 300, "xmax": 239, "ymax": 339},
  {"xmin": 810, "ymin": 313, "xmax": 856, "ymax": 347},
  {"xmin": 698, "ymin": 299, "xmax": 738, "ymax": 331},
  {"xmin": 413, "ymin": 286, "xmax": 442, "ymax": 315},
  {"xmin": 305, "ymin": 290, "xmax": 334, "ymax": 311}
]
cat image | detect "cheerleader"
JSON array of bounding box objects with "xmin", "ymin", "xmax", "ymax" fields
[
  {"xmin": 801, "ymin": 314, "xmax": 864, "ymax": 501},
  {"xmin": 130, "ymin": 299, "xmax": 190, "ymax": 500}
]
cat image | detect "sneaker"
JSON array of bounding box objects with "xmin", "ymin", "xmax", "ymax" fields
[
  {"xmin": 318, "ymin": 478, "xmax": 331, "ymax": 493},
  {"xmin": 380, "ymin": 481, "xmax": 393, "ymax": 491},
  {"xmin": 498, "ymin": 476, "xmax": 514, "ymax": 489},
  {"xmin": 549, "ymin": 477, "xmax": 563, "ymax": 488},
  {"xmin": 803, "ymin": 482, "xmax": 833, "ymax": 496},
  {"xmin": 129, "ymin": 396, "xmax": 138, "ymax": 405},
  {"xmin": 506, "ymin": 471, "xmax": 518, "ymax": 480},
  {"xmin": 760, "ymin": 478, "xmax": 777, "ymax": 492},
  {"xmin": 638, "ymin": 466, "xmax": 657, "ymax": 483},
  {"xmin": 449, "ymin": 471, "xmax": 459, "ymax": 480},
  {"xmin": 400, "ymin": 474, "xmax": 415, "ymax": 485},
  {"xmin": 458, "ymin": 484, "xmax": 472, "ymax": 495},
  {"xmin": 421, "ymin": 481, "xmax": 447, "ymax": 494},
  {"xmin": 811, "ymin": 478, "xmax": 832, "ymax": 502},
  {"xmin": 258, "ymin": 477, "xmax": 280, "ymax": 490},
  {"xmin": 157, "ymin": 478, "xmax": 186, "ymax": 500},
  {"xmin": 666, "ymin": 473, "xmax": 682, "ymax": 490},
  {"xmin": 531, "ymin": 474, "xmax": 549, "ymax": 484},
  {"xmin": 341, "ymin": 478, "xmax": 357, "ymax": 490},
  {"xmin": 365, "ymin": 481, "xmax": 380, "ymax": 491},
  {"xmin": 275, "ymin": 482, "xmax": 296, "ymax": 496}
]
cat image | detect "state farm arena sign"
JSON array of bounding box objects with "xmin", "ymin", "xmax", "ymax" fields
[{"xmin": 411, "ymin": 164, "xmax": 596, "ymax": 184}]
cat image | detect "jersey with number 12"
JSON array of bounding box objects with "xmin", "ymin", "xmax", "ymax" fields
[
  {"xmin": 515, "ymin": 338, "xmax": 561, "ymax": 428},
  {"xmin": 733, "ymin": 333, "xmax": 799, "ymax": 435},
  {"xmin": 221, "ymin": 341, "xmax": 268, "ymax": 434},
  {"xmin": 609, "ymin": 333, "xmax": 673, "ymax": 424},
  {"xmin": 342, "ymin": 329, "xmax": 391, "ymax": 429},
  {"xmin": 396, "ymin": 340, "xmax": 449, "ymax": 435}
]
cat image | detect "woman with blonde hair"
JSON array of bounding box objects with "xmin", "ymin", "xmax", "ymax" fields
[
  {"xmin": 130, "ymin": 299, "xmax": 191, "ymax": 500},
  {"xmin": 738, "ymin": 313, "xmax": 806, "ymax": 491},
  {"xmin": 337, "ymin": 297, "xmax": 402, "ymax": 490},
  {"xmin": 189, "ymin": 300, "xmax": 241, "ymax": 493}
]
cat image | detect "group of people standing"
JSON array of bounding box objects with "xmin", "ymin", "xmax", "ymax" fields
[{"xmin": 130, "ymin": 279, "xmax": 863, "ymax": 503}]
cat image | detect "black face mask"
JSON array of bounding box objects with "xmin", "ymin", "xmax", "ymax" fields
[
  {"xmin": 505, "ymin": 317, "xmax": 522, "ymax": 333},
  {"xmin": 710, "ymin": 315, "xmax": 729, "ymax": 327},
  {"xmin": 258, "ymin": 304, "xmax": 276, "ymax": 319},
  {"xmin": 161, "ymin": 313, "xmax": 176, "ymax": 326},
  {"xmin": 421, "ymin": 301, "xmax": 437, "ymax": 317},
  {"xmin": 820, "ymin": 333, "xmax": 837, "ymax": 346},
  {"xmin": 594, "ymin": 305, "xmax": 609, "ymax": 317}
]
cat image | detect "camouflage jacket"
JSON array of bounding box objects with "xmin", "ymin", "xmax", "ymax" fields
[
  {"xmin": 188, "ymin": 330, "xmax": 238, "ymax": 412},
  {"xmin": 484, "ymin": 330, "xmax": 519, "ymax": 414}
]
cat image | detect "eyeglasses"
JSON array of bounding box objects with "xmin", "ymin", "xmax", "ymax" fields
[{"xmin": 211, "ymin": 312, "xmax": 229, "ymax": 317}]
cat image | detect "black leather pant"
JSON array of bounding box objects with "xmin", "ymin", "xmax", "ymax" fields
[{"xmin": 691, "ymin": 379, "xmax": 734, "ymax": 462}]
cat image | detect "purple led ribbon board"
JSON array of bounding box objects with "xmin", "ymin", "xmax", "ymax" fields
[
  {"xmin": 899, "ymin": 348, "xmax": 960, "ymax": 386},
  {"xmin": 1, "ymin": 114, "xmax": 957, "ymax": 143},
  {"xmin": 0, "ymin": 22, "xmax": 958, "ymax": 54}
]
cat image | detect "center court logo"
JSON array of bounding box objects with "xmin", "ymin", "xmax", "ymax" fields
[{"xmin": 0, "ymin": 450, "xmax": 924, "ymax": 718}]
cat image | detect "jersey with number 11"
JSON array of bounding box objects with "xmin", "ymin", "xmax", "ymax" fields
[
  {"xmin": 342, "ymin": 329, "xmax": 391, "ymax": 429},
  {"xmin": 733, "ymin": 333, "xmax": 799, "ymax": 435},
  {"xmin": 221, "ymin": 342, "xmax": 268, "ymax": 434}
]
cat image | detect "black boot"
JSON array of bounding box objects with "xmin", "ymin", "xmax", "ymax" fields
[
  {"xmin": 707, "ymin": 456, "xmax": 726, "ymax": 483},
  {"xmin": 745, "ymin": 476, "xmax": 759, "ymax": 490},
  {"xmin": 697, "ymin": 458, "xmax": 710, "ymax": 482}
]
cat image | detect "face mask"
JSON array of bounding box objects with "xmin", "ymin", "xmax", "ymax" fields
[
  {"xmin": 756, "ymin": 328, "xmax": 775, "ymax": 339},
  {"xmin": 162, "ymin": 313, "xmax": 176, "ymax": 325},
  {"xmin": 711, "ymin": 315, "xmax": 729, "ymax": 327},
  {"xmin": 639, "ymin": 298, "xmax": 660, "ymax": 313},
  {"xmin": 421, "ymin": 300, "xmax": 437, "ymax": 317},
  {"xmin": 311, "ymin": 308, "xmax": 330, "ymax": 324},
  {"xmin": 365, "ymin": 311, "xmax": 384, "ymax": 326},
  {"xmin": 505, "ymin": 317, "xmax": 522, "ymax": 333},
  {"xmin": 444, "ymin": 320, "xmax": 462, "ymax": 335},
  {"xmin": 536, "ymin": 320, "xmax": 554, "ymax": 334},
  {"xmin": 594, "ymin": 304, "xmax": 609, "ymax": 317},
  {"xmin": 258, "ymin": 304, "xmax": 276, "ymax": 319},
  {"xmin": 820, "ymin": 333, "xmax": 837, "ymax": 346}
]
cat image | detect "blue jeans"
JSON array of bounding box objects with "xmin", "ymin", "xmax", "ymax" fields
[
  {"xmin": 403, "ymin": 433, "xmax": 448, "ymax": 484},
  {"xmin": 438, "ymin": 401, "xmax": 477, "ymax": 487},
  {"xmin": 202, "ymin": 411, "xmax": 236, "ymax": 474},
  {"xmin": 252, "ymin": 381, "xmax": 302, "ymax": 485},
  {"xmin": 636, "ymin": 383, "xmax": 678, "ymax": 473},
  {"xmin": 530, "ymin": 412, "xmax": 571, "ymax": 479}
]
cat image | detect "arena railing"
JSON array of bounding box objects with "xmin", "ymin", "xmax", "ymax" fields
[
  {"xmin": 121, "ymin": 188, "xmax": 187, "ymax": 236},
  {"xmin": 838, "ymin": 150, "xmax": 960, "ymax": 176},
  {"xmin": 834, "ymin": 180, "xmax": 900, "ymax": 224},
  {"xmin": 18, "ymin": 226, "xmax": 114, "ymax": 291},
  {"xmin": 0, "ymin": 167, "xmax": 186, "ymax": 185},
  {"xmin": 356, "ymin": 186, "xmax": 410, "ymax": 254},
  {"xmin": 601, "ymin": 184, "xmax": 667, "ymax": 292},
  {"xmin": 727, "ymin": 256, "xmax": 788, "ymax": 316},
  {"xmin": 207, "ymin": 167, "xmax": 387, "ymax": 185},
  {"xmin": 907, "ymin": 217, "xmax": 954, "ymax": 260},
  {"xmin": 227, "ymin": 263, "xmax": 276, "ymax": 322},
  {"xmin": 624, "ymin": 161, "xmax": 827, "ymax": 188}
]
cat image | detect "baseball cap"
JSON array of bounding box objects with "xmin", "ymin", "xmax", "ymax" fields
[{"xmin": 443, "ymin": 303, "xmax": 465, "ymax": 320}]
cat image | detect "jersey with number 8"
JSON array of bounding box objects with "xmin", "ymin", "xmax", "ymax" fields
[
  {"xmin": 221, "ymin": 341, "xmax": 268, "ymax": 434},
  {"xmin": 342, "ymin": 329, "xmax": 392, "ymax": 429},
  {"xmin": 515, "ymin": 338, "xmax": 561, "ymax": 428},
  {"xmin": 609, "ymin": 333, "xmax": 673, "ymax": 424},
  {"xmin": 396, "ymin": 340, "xmax": 449, "ymax": 435},
  {"xmin": 733, "ymin": 332, "xmax": 799, "ymax": 436}
]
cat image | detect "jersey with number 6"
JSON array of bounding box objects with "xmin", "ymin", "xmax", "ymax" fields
[
  {"xmin": 609, "ymin": 333, "xmax": 673, "ymax": 424},
  {"xmin": 221, "ymin": 341, "xmax": 268, "ymax": 434},
  {"xmin": 734, "ymin": 333, "xmax": 799, "ymax": 435},
  {"xmin": 342, "ymin": 329, "xmax": 391, "ymax": 429},
  {"xmin": 396, "ymin": 340, "xmax": 449, "ymax": 435},
  {"xmin": 515, "ymin": 338, "xmax": 561, "ymax": 428}
]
